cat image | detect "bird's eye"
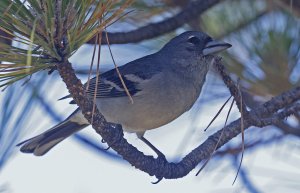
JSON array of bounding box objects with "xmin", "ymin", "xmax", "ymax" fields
[
  {"xmin": 205, "ymin": 37, "xmax": 213, "ymax": 44},
  {"xmin": 187, "ymin": 36, "xmax": 201, "ymax": 45}
]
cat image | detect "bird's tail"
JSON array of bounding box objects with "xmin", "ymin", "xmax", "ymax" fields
[{"xmin": 17, "ymin": 120, "xmax": 88, "ymax": 156}]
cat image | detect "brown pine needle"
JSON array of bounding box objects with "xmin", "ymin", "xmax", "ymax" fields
[
  {"xmin": 85, "ymin": 31, "xmax": 99, "ymax": 91},
  {"xmin": 196, "ymin": 97, "xmax": 235, "ymax": 176},
  {"xmin": 232, "ymin": 81, "xmax": 245, "ymax": 185},
  {"xmin": 91, "ymin": 26, "xmax": 103, "ymax": 124},
  {"xmin": 104, "ymin": 29, "xmax": 134, "ymax": 104},
  {"xmin": 105, "ymin": 9, "xmax": 135, "ymax": 29},
  {"xmin": 225, "ymin": 97, "xmax": 235, "ymax": 127},
  {"xmin": 204, "ymin": 95, "xmax": 232, "ymax": 131}
]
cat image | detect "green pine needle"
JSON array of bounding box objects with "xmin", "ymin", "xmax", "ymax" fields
[{"xmin": 0, "ymin": 0, "xmax": 133, "ymax": 88}]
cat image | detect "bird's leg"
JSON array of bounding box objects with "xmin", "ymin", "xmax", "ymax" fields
[
  {"xmin": 139, "ymin": 136, "xmax": 166, "ymax": 160},
  {"xmin": 138, "ymin": 135, "xmax": 167, "ymax": 183}
]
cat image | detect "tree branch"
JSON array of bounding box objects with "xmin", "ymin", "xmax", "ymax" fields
[
  {"xmin": 87, "ymin": 0, "xmax": 222, "ymax": 45},
  {"xmin": 275, "ymin": 121, "xmax": 300, "ymax": 137},
  {"xmin": 56, "ymin": 59, "xmax": 300, "ymax": 180},
  {"xmin": 213, "ymin": 57, "xmax": 249, "ymax": 116}
]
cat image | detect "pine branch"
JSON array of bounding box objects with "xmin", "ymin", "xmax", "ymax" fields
[
  {"xmin": 87, "ymin": 0, "xmax": 223, "ymax": 45},
  {"xmin": 56, "ymin": 59, "xmax": 300, "ymax": 180}
]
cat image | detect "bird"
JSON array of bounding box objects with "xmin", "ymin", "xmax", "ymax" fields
[{"xmin": 17, "ymin": 31, "xmax": 231, "ymax": 156}]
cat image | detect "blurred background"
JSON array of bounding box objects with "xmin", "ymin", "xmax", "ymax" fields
[{"xmin": 0, "ymin": 0, "xmax": 300, "ymax": 192}]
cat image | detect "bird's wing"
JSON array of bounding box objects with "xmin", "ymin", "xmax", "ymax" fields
[
  {"xmin": 58, "ymin": 72, "xmax": 140, "ymax": 102},
  {"xmin": 59, "ymin": 53, "xmax": 162, "ymax": 102},
  {"xmin": 86, "ymin": 70, "xmax": 141, "ymax": 98}
]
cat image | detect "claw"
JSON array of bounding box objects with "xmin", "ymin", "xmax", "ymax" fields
[
  {"xmin": 104, "ymin": 146, "xmax": 110, "ymax": 150},
  {"xmin": 151, "ymin": 152, "xmax": 167, "ymax": 184},
  {"xmin": 152, "ymin": 177, "xmax": 163, "ymax": 184},
  {"xmin": 101, "ymin": 139, "xmax": 110, "ymax": 150}
]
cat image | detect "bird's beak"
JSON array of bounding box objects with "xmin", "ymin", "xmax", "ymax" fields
[{"xmin": 202, "ymin": 39, "xmax": 232, "ymax": 55}]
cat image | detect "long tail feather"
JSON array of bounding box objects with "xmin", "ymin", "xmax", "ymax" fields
[{"xmin": 17, "ymin": 120, "xmax": 88, "ymax": 156}]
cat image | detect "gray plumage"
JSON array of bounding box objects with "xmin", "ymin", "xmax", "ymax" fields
[{"xmin": 17, "ymin": 31, "xmax": 231, "ymax": 156}]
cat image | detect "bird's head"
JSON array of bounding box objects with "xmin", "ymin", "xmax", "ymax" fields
[{"xmin": 160, "ymin": 31, "xmax": 231, "ymax": 62}]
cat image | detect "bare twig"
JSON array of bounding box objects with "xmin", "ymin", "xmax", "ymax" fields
[{"xmin": 213, "ymin": 57, "xmax": 249, "ymax": 116}]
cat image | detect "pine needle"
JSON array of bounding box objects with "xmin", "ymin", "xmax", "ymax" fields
[
  {"xmin": 104, "ymin": 29, "xmax": 134, "ymax": 104},
  {"xmin": 232, "ymin": 81, "xmax": 245, "ymax": 185},
  {"xmin": 91, "ymin": 25, "xmax": 103, "ymax": 124},
  {"xmin": 204, "ymin": 95, "xmax": 232, "ymax": 131},
  {"xmin": 196, "ymin": 96, "xmax": 235, "ymax": 176}
]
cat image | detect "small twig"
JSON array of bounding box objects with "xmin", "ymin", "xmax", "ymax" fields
[
  {"xmin": 215, "ymin": 136, "xmax": 283, "ymax": 157},
  {"xmin": 257, "ymin": 103, "xmax": 300, "ymax": 126},
  {"xmin": 213, "ymin": 57, "xmax": 248, "ymax": 117},
  {"xmin": 213, "ymin": 58, "xmax": 248, "ymax": 185}
]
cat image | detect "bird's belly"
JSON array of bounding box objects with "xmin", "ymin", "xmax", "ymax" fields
[{"xmin": 96, "ymin": 85, "xmax": 198, "ymax": 134}]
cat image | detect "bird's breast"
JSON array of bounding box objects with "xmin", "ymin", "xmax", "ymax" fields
[{"xmin": 96, "ymin": 71, "xmax": 206, "ymax": 134}]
